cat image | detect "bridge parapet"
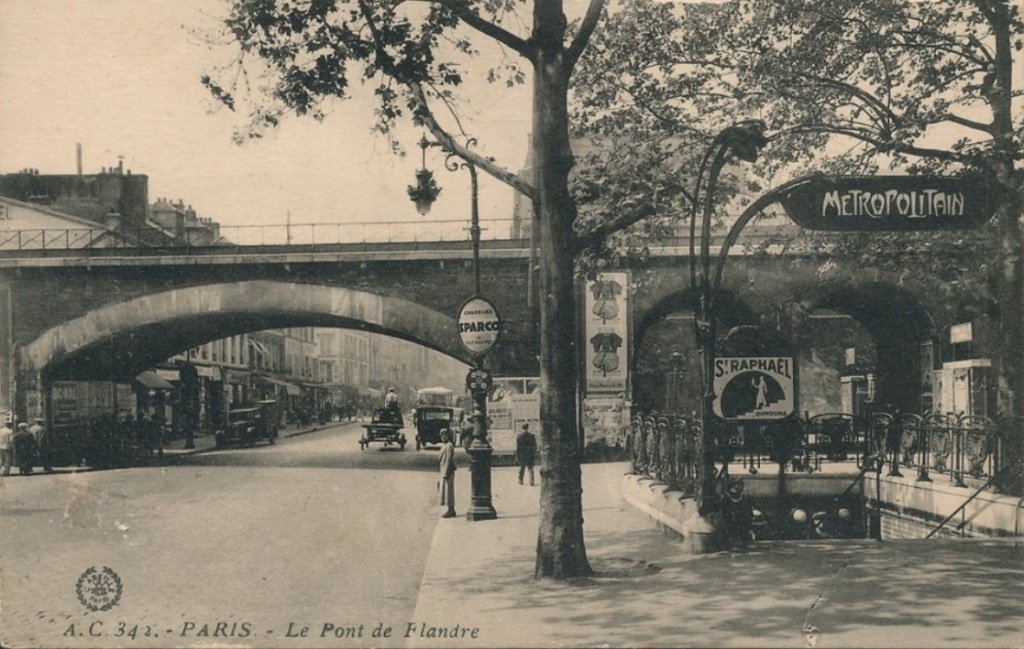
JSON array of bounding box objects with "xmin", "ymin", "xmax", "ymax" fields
[{"xmin": 0, "ymin": 223, "xmax": 804, "ymax": 268}]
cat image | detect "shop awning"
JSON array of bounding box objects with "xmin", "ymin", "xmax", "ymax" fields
[
  {"xmin": 256, "ymin": 374, "xmax": 303, "ymax": 395},
  {"xmin": 325, "ymin": 383, "xmax": 359, "ymax": 398},
  {"xmin": 358, "ymin": 387, "xmax": 383, "ymax": 398},
  {"xmin": 135, "ymin": 371, "xmax": 175, "ymax": 390},
  {"xmin": 254, "ymin": 375, "xmax": 302, "ymax": 396}
]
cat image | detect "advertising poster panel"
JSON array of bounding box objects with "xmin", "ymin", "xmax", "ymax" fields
[
  {"xmin": 24, "ymin": 390, "xmax": 42, "ymax": 421},
  {"xmin": 582, "ymin": 397, "xmax": 629, "ymax": 449},
  {"xmin": 584, "ymin": 272, "xmax": 629, "ymax": 394},
  {"xmin": 486, "ymin": 377, "xmax": 540, "ymax": 452},
  {"xmin": 51, "ymin": 381, "xmax": 79, "ymax": 426},
  {"xmin": 712, "ymin": 357, "xmax": 796, "ymax": 420},
  {"xmin": 583, "ymin": 272, "xmax": 630, "ymax": 450}
]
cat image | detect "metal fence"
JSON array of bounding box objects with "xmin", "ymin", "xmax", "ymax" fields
[
  {"xmin": 0, "ymin": 218, "xmax": 523, "ymax": 252},
  {"xmin": 628, "ymin": 410, "xmax": 1022, "ymax": 495}
]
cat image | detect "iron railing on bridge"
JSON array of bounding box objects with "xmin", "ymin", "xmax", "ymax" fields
[
  {"xmin": 0, "ymin": 218, "xmax": 523, "ymax": 252},
  {"xmin": 628, "ymin": 410, "xmax": 1022, "ymax": 496},
  {"xmin": 0, "ymin": 220, "xmax": 801, "ymax": 254}
]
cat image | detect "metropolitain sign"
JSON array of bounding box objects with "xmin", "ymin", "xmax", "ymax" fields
[{"xmin": 778, "ymin": 175, "xmax": 1003, "ymax": 231}]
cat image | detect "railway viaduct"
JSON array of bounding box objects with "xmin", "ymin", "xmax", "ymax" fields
[{"xmin": 0, "ymin": 236, "xmax": 989, "ymax": 421}]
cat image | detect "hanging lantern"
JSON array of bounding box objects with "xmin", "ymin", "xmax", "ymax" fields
[{"xmin": 408, "ymin": 168, "xmax": 442, "ymax": 215}]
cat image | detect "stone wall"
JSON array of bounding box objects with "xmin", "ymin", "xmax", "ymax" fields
[
  {"xmin": 623, "ymin": 467, "xmax": 1024, "ymax": 548},
  {"xmin": 873, "ymin": 472, "xmax": 1024, "ymax": 539}
]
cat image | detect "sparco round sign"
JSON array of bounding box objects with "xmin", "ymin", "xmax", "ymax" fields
[{"xmin": 457, "ymin": 296, "xmax": 502, "ymax": 355}]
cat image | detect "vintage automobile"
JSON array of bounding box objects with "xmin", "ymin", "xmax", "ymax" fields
[
  {"xmin": 359, "ymin": 408, "xmax": 406, "ymax": 450},
  {"xmin": 215, "ymin": 400, "xmax": 279, "ymax": 448},
  {"xmin": 413, "ymin": 405, "xmax": 458, "ymax": 450}
]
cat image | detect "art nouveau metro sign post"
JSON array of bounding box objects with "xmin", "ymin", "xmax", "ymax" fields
[
  {"xmin": 776, "ymin": 174, "xmax": 1003, "ymax": 231},
  {"xmin": 713, "ymin": 173, "xmax": 1006, "ymax": 296},
  {"xmin": 704, "ymin": 174, "xmax": 1004, "ymax": 426},
  {"xmin": 691, "ymin": 121, "xmax": 1008, "ymax": 526}
]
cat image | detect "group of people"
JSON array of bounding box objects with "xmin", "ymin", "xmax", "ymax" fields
[{"xmin": 0, "ymin": 418, "xmax": 53, "ymax": 477}]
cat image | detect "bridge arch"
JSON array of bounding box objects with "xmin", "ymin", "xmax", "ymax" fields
[
  {"xmin": 632, "ymin": 287, "xmax": 760, "ymax": 411},
  {"xmin": 634, "ymin": 287, "xmax": 759, "ymax": 357},
  {"xmin": 19, "ymin": 280, "xmax": 468, "ymax": 381},
  {"xmin": 631, "ymin": 270, "xmax": 940, "ymax": 414},
  {"xmin": 805, "ymin": 280, "xmax": 936, "ymax": 412}
]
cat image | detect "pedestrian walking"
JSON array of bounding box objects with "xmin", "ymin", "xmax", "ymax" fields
[
  {"xmin": 438, "ymin": 428, "xmax": 457, "ymax": 518},
  {"xmin": 29, "ymin": 417, "xmax": 54, "ymax": 473},
  {"xmin": 516, "ymin": 422, "xmax": 537, "ymax": 486},
  {"xmin": 0, "ymin": 420, "xmax": 13, "ymax": 476},
  {"xmin": 12, "ymin": 422, "xmax": 38, "ymax": 475}
]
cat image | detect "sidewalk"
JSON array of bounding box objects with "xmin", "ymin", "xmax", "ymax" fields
[{"xmin": 410, "ymin": 462, "xmax": 1024, "ymax": 648}]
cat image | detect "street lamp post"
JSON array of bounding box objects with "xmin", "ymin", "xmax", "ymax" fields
[
  {"xmin": 688, "ymin": 121, "xmax": 768, "ymax": 515},
  {"xmin": 411, "ymin": 135, "xmax": 497, "ymax": 521}
]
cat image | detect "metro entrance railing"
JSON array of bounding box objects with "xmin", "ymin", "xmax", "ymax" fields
[{"xmin": 627, "ymin": 410, "xmax": 1021, "ymax": 495}]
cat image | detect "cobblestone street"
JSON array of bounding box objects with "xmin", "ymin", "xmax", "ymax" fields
[
  {"xmin": 1, "ymin": 424, "xmax": 443, "ymax": 648},
  {"xmin": 3, "ymin": 428, "xmax": 1023, "ymax": 648}
]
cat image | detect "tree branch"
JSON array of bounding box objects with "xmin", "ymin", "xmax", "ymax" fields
[
  {"xmin": 573, "ymin": 202, "xmax": 657, "ymax": 253},
  {"xmin": 799, "ymin": 74, "xmax": 898, "ymax": 125},
  {"xmin": 409, "ymin": 82, "xmax": 536, "ymax": 199},
  {"xmin": 565, "ymin": 0, "xmax": 605, "ymax": 70},
  {"xmin": 891, "ymin": 142, "xmax": 969, "ymax": 163},
  {"xmin": 939, "ymin": 112, "xmax": 994, "ymax": 134},
  {"xmin": 885, "ymin": 36, "xmax": 991, "ymax": 68},
  {"xmin": 573, "ymin": 181, "xmax": 692, "ymax": 252},
  {"xmin": 435, "ymin": 0, "xmax": 531, "ymax": 56},
  {"xmin": 358, "ymin": 0, "xmax": 398, "ymax": 76}
]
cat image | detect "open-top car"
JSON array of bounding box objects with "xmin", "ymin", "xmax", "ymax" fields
[
  {"xmin": 359, "ymin": 408, "xmax": 406, "ymax": 450},
  {"xmin": 216, "ymin": 400, "xmax": 279, "ymax": 448}
]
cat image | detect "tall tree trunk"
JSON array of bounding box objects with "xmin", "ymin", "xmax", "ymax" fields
[
  {"xmin": 987, "ymin": 0, "xmax": 1023, "ymax": 493},
  {"xmin": 531, "ymin": 1, "xmax": 592, "ymax": 579}
]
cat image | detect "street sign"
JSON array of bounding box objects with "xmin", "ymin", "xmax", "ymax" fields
[
  {"xmin": 712, "ymin": 357, "xmax": 796, "ymax": 420},
  {"xmin": 456, "ymin": 296, "xmax": 503, "ymax": 356},
  {"xmin": 778, "ymin": 175, "xmax": 1003, "ymax": 231}
]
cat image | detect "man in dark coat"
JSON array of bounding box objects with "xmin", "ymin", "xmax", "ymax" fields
[
  {"xmin": 29, "ymin": 418, "xmax": 54, "ymax": 473},
  {"xmin": 515, "ymin": 423, "xmax": 537, "ymax": 486},
  {"xmin": 12, "ymin": 423, "xmax": 38, "ymax": 475}
]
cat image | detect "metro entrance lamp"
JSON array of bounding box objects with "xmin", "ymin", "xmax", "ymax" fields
[{"xmin": 688, "ymin": 120, "xmax": 768, "ymax": 513}]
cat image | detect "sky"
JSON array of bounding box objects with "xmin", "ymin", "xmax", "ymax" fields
[{"xmin": 0, "ymin": 0, "xmax": 546, "ymax": 230}]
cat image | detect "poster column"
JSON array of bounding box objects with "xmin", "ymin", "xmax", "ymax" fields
[{"xmin": 582, "ymin": 272, "xmax": 630, "ymax": 455}]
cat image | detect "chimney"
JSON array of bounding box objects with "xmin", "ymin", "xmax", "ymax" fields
[
  {"xmin": 104, "ymin": 209, "xmax": 121, "ymax": 231},
  {"xmin": 76, "ymin": 143, "xmax": 83, "ymax": 176}
]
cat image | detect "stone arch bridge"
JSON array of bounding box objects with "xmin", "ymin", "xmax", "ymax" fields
[{"xmin": 0, "ymin": 237, "xmax": 985, "ymax": 419}]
